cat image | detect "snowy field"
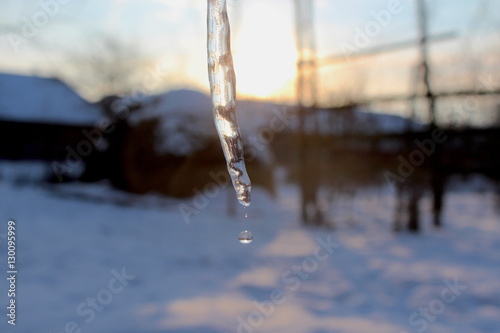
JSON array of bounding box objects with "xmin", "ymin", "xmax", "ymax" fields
[{"xmin": 0, "ymin": 168, "xmax": 499, "ymax": 333}]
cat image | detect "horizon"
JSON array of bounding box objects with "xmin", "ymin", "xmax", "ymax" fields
[{"xmin": 0, "ymin": 69, "xmax": 498, "ymax": 128}]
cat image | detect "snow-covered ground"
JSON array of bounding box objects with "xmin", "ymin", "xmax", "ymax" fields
[{"xmin": 0, "ymin": 172, "xmax": 499, "ymax": 333}]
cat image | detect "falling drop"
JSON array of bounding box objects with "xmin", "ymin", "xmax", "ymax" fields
[
  {"xmin": 238, "ymin": 230, "xmax": 253, "ymax": 244},
  {"xmin": 244, "ymin": 213, "xmax": 248, "ymax": 218}
]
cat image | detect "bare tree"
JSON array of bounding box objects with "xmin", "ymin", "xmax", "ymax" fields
[
  {"xmin": 321, "ymin": 64, "xmax": 368, "ymax": 107},
  {"xmin": 1, "ymin": 1, "xmax": 154, "ymax": 102},
  {"xmin": 63, "ymin": 34, "xmax": 154, "ymax": 101}
]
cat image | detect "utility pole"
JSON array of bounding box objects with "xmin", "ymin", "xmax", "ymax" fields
[
  {"xmin": 295, "ymin": 0, "xmax": 318, "ymax": 110},
  {"xmin": 416, "ymin": 0, "xmax": 435, "ymax": 127},
  {"xmin": 294, "ymin": 0, "xmax": 322, "ymax": 225},
  {"xmin": 416, "ymin": 0, "xmax": 444, "ymax": 228}
]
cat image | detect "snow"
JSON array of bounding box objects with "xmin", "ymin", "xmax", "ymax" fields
[
  {"xmin": 127, "ymin": 90, "xmax": 418, "ymax": 156},
  {"xmin": 0, "ymin": 161, "xmax": 52, "ymax": 183},
  {"xmin": 0, "ymin": 73, "xmax": 102, "ymax": 126},
  {"xmin": 303, "ymin": 106, "xmax": 426, "ymax": 136},
  {"xmin": 127, "ymin": 90, "xmax": 278, "ymax": 156},
  {"xmin": 0, "ymin": 171, "xmax": 498, "ymax": 333},
  {"xmin": 129, "ymin": 90, "xmax": 216, "ymax": 156}
]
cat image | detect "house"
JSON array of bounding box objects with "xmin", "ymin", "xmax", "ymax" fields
[
  {"xmin": 91, "ymin": 90, "xmax": 276, "ymax": 198},
  {"xmin": 0, "ymin": 72, "xmax": 103, "ymax": 180},
  {"xmin": 0, "ymin": 73, "xmax": 274, "ymax": 197}
]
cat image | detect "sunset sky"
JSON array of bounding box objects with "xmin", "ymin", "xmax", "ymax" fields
[{"xmin": 0, "ymin": 0, "xmax": 499, "ymax": 104}]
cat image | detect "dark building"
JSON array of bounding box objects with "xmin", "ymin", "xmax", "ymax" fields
[{"xmin": 0, "ymin": 72, "xmax": 103, "ymax": 180}]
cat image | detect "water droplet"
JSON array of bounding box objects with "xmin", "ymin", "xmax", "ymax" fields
[
  {"xmin": 238, "ymin": 230, "xmax": 253, "ymax": 244},
  {"xmin": 244, "ymin": 213, "xmax": 248, "ymax": 218}
]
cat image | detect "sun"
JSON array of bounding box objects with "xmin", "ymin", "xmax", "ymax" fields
[{"xmin": 232, "ymin": 1, "xmax": 297, "ymax": 101}]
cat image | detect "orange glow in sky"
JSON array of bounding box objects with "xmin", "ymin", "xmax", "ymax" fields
[{"xmin": 232, "ymin": 1, "xmax": 297, "ymax": 101}]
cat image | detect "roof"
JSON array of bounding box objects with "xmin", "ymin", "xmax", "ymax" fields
[{"xmin": 0, "ymin": 72, "xmax": 102, "ymax": 126}]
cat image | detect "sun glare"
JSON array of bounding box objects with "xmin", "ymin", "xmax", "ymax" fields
[{"xmin": 232, "ymin": 2, "xmax": 297, "ymax": 101}]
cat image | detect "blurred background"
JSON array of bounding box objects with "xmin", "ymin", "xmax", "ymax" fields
[{"xmin": 0, "ymin": 0, "xmax": 499, "ymax": 332}]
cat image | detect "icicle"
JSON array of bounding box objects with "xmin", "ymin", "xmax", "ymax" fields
[{"xmin": 207, "ymin": 0, "xmax": 251, "ymax": 206}]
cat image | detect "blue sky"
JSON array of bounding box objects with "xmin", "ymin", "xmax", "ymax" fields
[{"xmin": 0, "ymin": 0, "xmax": 498, "ymax": 103}]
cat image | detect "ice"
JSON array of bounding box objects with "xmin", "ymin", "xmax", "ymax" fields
[{"xmin": 207, "ymin": 0, "xmax": 251, "ymax": 206}]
